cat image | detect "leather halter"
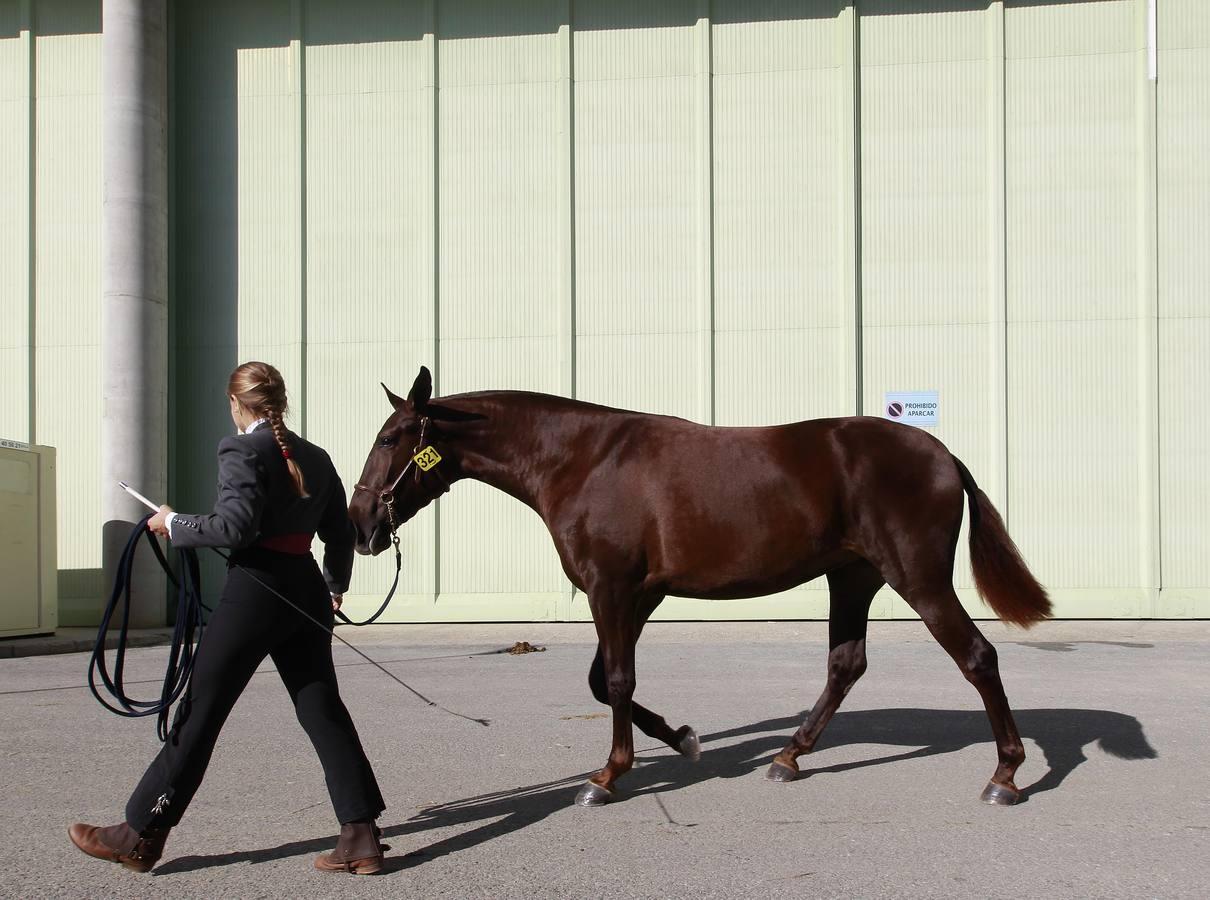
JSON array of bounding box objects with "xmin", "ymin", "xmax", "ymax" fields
[{"xmin": 353, "ymin": 416, "xmax": 450, "ymax": 539}]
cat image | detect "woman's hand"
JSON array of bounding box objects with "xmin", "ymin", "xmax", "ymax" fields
[
  {"xmin": 148, "ymin": 505, "xmax": 175, "ymax": 538},
  {"xmin": 331, "ymin": 594, "xmax": 344, "ymax": 612}
]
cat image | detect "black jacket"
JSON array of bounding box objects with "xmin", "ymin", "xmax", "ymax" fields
[{"xmin": 169, "ymin": 427, "xmax": 355, "ymax": 594}]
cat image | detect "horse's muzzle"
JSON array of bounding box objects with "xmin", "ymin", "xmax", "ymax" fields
[{"xmin": 356, "ymin": 524, "xmax": 392, "ymax": 557}]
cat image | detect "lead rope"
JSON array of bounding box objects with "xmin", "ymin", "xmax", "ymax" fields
[{"xmin": 334, "ymin": 495, "xmax": 401, "ymax": 627}]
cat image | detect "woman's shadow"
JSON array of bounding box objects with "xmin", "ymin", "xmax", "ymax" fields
[{"xmin": 154, "ymin": 705, "xmax": 1156, "ymax": 876}]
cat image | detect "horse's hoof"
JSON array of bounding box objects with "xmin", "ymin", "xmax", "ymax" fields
[
  {"xmin": 575, "ymin": 782, "xmax": 615, "ymax": 808},
  {"xmin": 675, "ymin": 726, "xmax": 701, "ymax": 762},
  {"xmin": 980, "ymin": 781, "xmax": 1020, "ymax": 806},
  {"xmin": 765, "ymin": 760, "xmax": 799, "ymax": 783}
]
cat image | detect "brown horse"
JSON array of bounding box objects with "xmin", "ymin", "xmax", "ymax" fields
[{"xmin": 348, "ymin": 367, "xmax": 1051, "ymax": 808}]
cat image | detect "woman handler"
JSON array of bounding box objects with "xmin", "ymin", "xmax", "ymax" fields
[{"xmin": 69, "ymin": 361, "xmax": 388, "ymax": 875}]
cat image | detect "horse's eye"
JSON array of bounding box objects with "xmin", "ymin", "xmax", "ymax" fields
[{"xmin": 378, "ymin": 436, "xmax": 396, "ymax": 448}]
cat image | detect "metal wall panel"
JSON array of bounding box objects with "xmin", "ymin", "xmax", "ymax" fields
[
  {"xmin": 0, "ymin": 1, "xmax": 31, "ymax": 443},
  {"xmin": 1157, "ymin": 0, "xmax": 1210, "ymax": 615},
  {"xmin": 302, "ymin": 0, "xmax": 436, "ymax": 620},
  {"xmin": 712, "ymin": 3, "xmax": 850, "ymax": 429},
  {"xmin": 435, "ymin": 0, "xmax": 567, "ymax": 619},
  {"xmin": 171, "ymin": 0, "xmax": 298, "ymax": 607},
  {"xmin": 694, "ymin": 3, "xmax": 849, "ymax": 622},
  {"xmin": 574, "ymin": 2, "xmax": 701, "ymax": 421},
  {"xmin": 234, "ymin": 30, "xmax": 303, "ymax": 392},
  {"xmin": 1004, "ymin": 0, "xmax": 1151, "ymax": 616},
  {"xmin": 33, "ymin": 0, "xmax": 102, "ymax": 624},
  {"xmin": 860, "ymin": 3, "xmax": 997, "ymax": 618}
]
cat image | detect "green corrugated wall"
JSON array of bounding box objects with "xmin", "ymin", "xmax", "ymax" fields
[
  {"xmin": 0, "ymin": 0, "xmax": 102, "ymax": 625},
  {"xmin": 2, "ymin": 1, "xmax": 1206, "ymax": 623}
]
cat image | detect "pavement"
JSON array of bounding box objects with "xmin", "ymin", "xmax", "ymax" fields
[
  {"xmin": 0, "ymin": 627, "xmax": 176, "ymax": 659},
  {"xmin": 0, "ymin": 619, "xmax": 1205, "ymax": 899}
]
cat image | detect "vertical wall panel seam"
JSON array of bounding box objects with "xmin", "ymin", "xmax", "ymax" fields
[
  {"xmin": 988, "ymin": 1, "xmax": 1008, "ymax": 526},
  {"xmin": 850, "ymin": 4, "xmax": 863, "ymax": 416},
  {"xmin": 294, "ymin": 0, "xmax": 308, "ymax": 437},
  {"xmin": 427, "ymin": 0, "xmax": 440, "ymax": 604},
  {"xmin": 696, "ymin": 0, "xmax": 714, "ymax": 426},
  {"xmin": 1137, "ymin": 0, "xmax": 1160, "ymax": 608},
  {"xmin": 563, "ymin": 0, "xmax": 573, "ymax": 401},
  {"xmin": 838, "ymin": 5, "xmax": 858, "ymax": 417},
  {"xmin": 1151, "ymin": 0, "xmax": 1163, "ymax": 599},
  {"xmin": 23, "ymin": 0, "xmax": 35, "ymax": 444},
  {"xmin": 557, "ymin": 1, "xmax": 576, "ymax": 618},
  {"xmin": 291, "ymin": 0, "xmax": 307, "ymax": 435},
  {"xmin": 558, "ymin": 0, "xmax": 576, "ymax": 406}
]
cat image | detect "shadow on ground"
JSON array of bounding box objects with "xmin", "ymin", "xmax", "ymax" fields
[
  {"xmin": 1015, "ymin": 641, "xmax": 1155, "ymax": 653},
  {"xmin": 154, "ymin": 706, "xmax": 1156, "ymax": 876}
]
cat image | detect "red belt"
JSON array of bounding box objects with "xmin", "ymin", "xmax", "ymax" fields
[{"xmin": 255, "ymin": 533, "xmax": 314, "ymax": 555}]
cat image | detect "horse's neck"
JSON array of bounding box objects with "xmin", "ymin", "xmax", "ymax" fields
[{"xmin": 448, "ymin": 393, "xmax": 597, "ymax": 514}]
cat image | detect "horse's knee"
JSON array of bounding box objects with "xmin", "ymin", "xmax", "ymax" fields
[{"xmin": 605, "ymin": 670, "xmax": 635, "ymax": 706}]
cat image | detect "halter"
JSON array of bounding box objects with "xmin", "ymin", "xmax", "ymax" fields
[
  {"xmin": 353, "ymin": 416, "xmax": 450, "ymax": 537},
  {"xmin": 342, "ymin": 416, "xmax": 449, "ymax": 627}
]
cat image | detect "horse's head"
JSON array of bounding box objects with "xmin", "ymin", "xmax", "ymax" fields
[{"xmin": 349, "ymin": 366, "xmax": 455, "ymax": 556}]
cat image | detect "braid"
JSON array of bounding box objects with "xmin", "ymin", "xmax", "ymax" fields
[
  {"xmin": 266, "ymin": 408, "xmax": 309, "ymax": 498},
  {"xmin": 228, "ymin": 361, "xmax": 308, "ymax": 498}
]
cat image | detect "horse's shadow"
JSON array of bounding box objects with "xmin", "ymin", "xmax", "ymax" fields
[{"xmin": 154, "ymin": 706, "xmax": 1155, "ymax": 876}]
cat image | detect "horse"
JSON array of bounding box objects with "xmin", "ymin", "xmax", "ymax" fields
[{"xmin": 348, "ymin": 367, "xmax": 1051, "ymax": 808}]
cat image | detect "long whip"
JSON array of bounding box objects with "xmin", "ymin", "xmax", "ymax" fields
[
  {"xmin": 93, "ymin": 485, "xmax": 490, "ymax": 733},
  {"xmin": 210, "ymin": 545, "xmax": 489, "ymax": 727}
]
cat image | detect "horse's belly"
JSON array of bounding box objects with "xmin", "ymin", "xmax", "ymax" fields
[{"xmin": 655, "ymin": 547, "xmax": 856, "ymax": 600}]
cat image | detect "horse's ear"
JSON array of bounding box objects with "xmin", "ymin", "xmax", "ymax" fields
[
  {"xmin": 381, "ymin": 383, "xmax": 406, "ymax": 412},
  {"xmin": 407, "ymin": 366, "xmax": 433, "ymax": 412}
]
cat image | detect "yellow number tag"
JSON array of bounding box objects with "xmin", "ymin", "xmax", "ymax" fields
[{"xmin": 413, "ymin": 446, "xmax": 442, "ymax": 472}]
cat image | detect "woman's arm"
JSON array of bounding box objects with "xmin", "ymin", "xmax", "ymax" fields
[
  {"xmin": 318, "ymin": 471, "xmax": 355, "ymax": 597},
  {"xmin": 168, "ymin": 436, "xmax": 266, "ymax": 549}
]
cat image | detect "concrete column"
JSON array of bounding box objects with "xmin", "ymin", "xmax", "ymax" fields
[{"xmin": 101, "ymin": 0, "xmax": 169, "ymax": 627}]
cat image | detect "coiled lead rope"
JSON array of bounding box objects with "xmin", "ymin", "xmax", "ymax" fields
[{"xmin": 88, "ymin": 514, "xmax": 205, "ymax": 741}]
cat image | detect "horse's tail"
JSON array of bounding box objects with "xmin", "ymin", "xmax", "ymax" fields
[{"xmin": 951, "ymin": 455, "xmax": 1052, "ymax": 627}]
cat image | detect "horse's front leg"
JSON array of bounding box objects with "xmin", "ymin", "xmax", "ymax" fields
[
  {"xmin": 588, "ymin": 645, "xmax": 700, "ymax": 761},
  {"xmin": 575, "ymin": 599, "xmax": 638, "ymax": 807}
]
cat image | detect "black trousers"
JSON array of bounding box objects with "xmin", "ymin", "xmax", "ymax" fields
[{"xmin": 125, "ymin": 548, "xmax": 385, "ymax": 832}]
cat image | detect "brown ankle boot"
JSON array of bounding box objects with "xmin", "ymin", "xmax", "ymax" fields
[
  {"xmin": 68, "ymin": 822, "xmax": 171, "ymax": 873},
  {"xmin": 314, "ymin": 820, "xmax": 384, "ymax": 875}
]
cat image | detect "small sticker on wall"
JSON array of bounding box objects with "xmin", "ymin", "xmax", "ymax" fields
[{"xmin": 884, "ymin": 391, "xmax": 938, "ymax": 427}]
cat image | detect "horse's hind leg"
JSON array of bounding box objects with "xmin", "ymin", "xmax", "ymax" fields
[
  {"xmin": 766, "ymin": 559, "xmax": 883, "ymax": 783},
  {"xmin": 911, "ymin": 585, "xmax": 1026, "ymax": 805}
]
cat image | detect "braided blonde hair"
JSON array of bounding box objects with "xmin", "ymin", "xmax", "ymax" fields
[{"xmin": 227, "ymin": 361, "xmax": 309, "ymax": 498}]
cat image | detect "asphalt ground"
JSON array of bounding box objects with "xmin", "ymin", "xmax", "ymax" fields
[{"xmin": 0, "ymin": 620, "xmax": 1205, "ymax": 899}]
